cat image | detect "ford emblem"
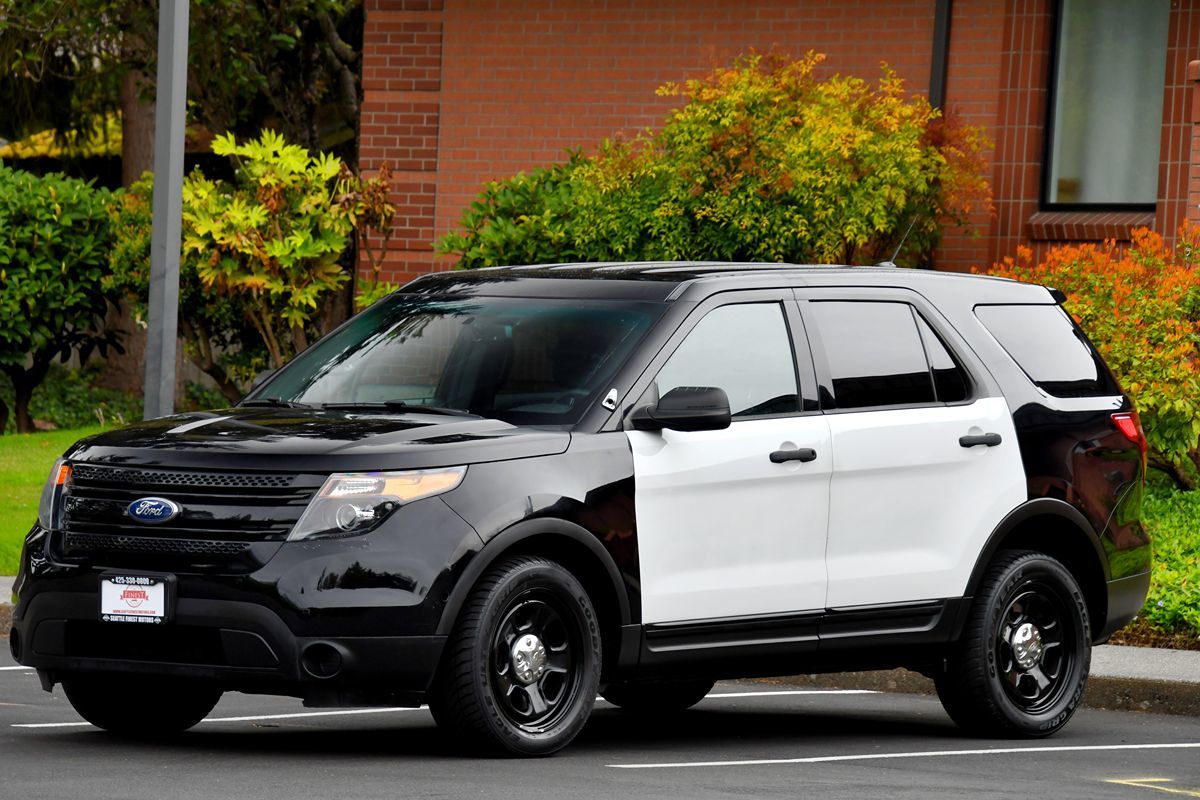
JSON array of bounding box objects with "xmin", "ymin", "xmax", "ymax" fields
[{"xmin": 127, "ymin": 497, "xmax": 181, "ymax": 524}]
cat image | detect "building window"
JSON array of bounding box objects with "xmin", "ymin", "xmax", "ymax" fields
[{"xmin": 1045, "ymin": 0, "xmax": 1170, "ymax": 207}]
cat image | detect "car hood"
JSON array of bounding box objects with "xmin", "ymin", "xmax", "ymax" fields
[{"xmin": 64, "ymin": 408, "xmax": 571, "ymax": 472}]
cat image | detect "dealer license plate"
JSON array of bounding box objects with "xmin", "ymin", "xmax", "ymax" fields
[{"xmin": 100, "ymin": 575, "xmax": 169, "ymax": 624}]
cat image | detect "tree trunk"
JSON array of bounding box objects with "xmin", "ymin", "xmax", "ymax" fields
[
  {"xmin": 1151, "ymin": 455, "xmax": 1197, "ymax": 490},
  {"xmin": 120, "ymin": 71, "xmax": 156, "ymax": 187},
  {"xmin": 0, "ymin": 398, "xmax": 8, "ymax": 436},
  {"xmin": 13, "ymin": 377, "xmax": 35, "ymax": 434}
]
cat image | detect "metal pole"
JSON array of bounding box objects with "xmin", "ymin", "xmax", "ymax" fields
[{"xmin": 143, "ymin": 0, "xmax": 189, "ymax": 419}]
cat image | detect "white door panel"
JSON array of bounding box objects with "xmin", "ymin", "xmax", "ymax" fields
[
  {"xmin": 629, "ymin": 415, "xmax": 832, "ymax": 624},
  {"xmin": 824, "ymin": 396, "xmax": 1025, "ymax": 607}
]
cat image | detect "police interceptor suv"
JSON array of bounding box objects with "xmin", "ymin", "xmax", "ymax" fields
[{"xmin": 11, "ymin": 263, "xmax": 1150, "ymax": 756}]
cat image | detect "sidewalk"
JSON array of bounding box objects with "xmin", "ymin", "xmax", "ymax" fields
[{"xmin": 1, "ymin": 574, "xmax": 1195, "ymax": 715}]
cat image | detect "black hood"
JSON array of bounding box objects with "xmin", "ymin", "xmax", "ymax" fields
[{"xmin": 64, "ymin": 408, "xmax": 571, "ymax": 472}]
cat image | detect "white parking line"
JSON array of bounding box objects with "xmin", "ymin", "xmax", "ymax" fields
[
  {"xmin": 13, "ymin": 707, "xmax": 424, "ymax": 729},
  {"xmin": 702, "ymin": 689, "xmax": 877, "ymax": 699},
  {"xmin": 8, "ymin": 687, "xmax": 873, "ymax": 730},
  {"xmin": 607, "ymin": 742, "xmax": 1200, "ymax": 769},
  {"xmin": 0, "ymin": 666, "xmax": 34, "ymax": 671}
]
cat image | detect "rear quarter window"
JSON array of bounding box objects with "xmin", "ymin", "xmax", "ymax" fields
[{"xmin": 974, "ymin": 304, "xmax": 1120, "ymax": 398}]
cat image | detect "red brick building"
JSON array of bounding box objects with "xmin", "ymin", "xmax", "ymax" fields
[{"xmin": 358, "ymin": 0, "xmax": 1200, "ymax": 281}]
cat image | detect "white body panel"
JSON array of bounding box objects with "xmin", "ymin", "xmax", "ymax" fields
[
  {"xmin": 823, "ymin": 396, "xmax": 1025, "ymax": 608},
  {"xmin": 628, "ymin": 415, "xmax": 832, "ymax": 624}
]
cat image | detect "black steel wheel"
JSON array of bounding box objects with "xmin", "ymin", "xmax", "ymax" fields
[
  {"xmin": 935, "ymin": 550, "xmax": 1091, "ymax": 737},
  {"xmin": 602, "ymin": 678, "xmax": 715, "ymax": 713},
  {"xmin": 429, "ymin": 556, "xmax": 601, "ymax": 756},
  {"xmin": 62, "ymin": 674, "xmax": 222, "ymax": 735}
]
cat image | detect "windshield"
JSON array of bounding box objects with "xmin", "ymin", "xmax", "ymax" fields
[{"xmin": 249, "ymin": 294, "xmax": 664, "ymax": 426}]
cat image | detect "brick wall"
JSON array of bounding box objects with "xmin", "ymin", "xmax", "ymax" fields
[
  {"xmin": 360, "ymin": 0, "xmax": 940, "ymax": 281},
  {"xmin": 359, "ymin": 0, "xmax": 1200, "ymax": 280}
]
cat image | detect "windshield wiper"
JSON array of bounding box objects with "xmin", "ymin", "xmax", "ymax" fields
[
  {"xmin": 240, "ymin": 398, "xmax": 316, "ymax": 409},
  {"xmin": 320, "ymin": 401, "xmax": 479, "ymax": 417}
]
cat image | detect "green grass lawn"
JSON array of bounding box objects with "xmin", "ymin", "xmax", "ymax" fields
[{"xmin": 0, "ymin": 427, "xmax": 105, "ymax": 575}]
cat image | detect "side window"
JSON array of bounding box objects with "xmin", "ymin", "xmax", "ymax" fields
[
  {"xmin": 655, "ymin": 303, "xmax": 799, "ymax": 418},
  {"xmin": 807, "ymin": 301, "xmax": 935, "ymax": 409},
  {"xmin": 975, "ymin": 304, "xmax": 1119, "ymax": 397},
  {"xmin": 915, "ymin": 314, "xmax": 969, "ymax": 403}
]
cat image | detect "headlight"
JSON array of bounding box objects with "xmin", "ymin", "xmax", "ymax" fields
[
  {"xmin": 37, "ymin": 459, "xmax": 72, "ymax": 530},
  {"xmin": 288, "ymin": 467, "xmax": 466, "ymax": 541}
]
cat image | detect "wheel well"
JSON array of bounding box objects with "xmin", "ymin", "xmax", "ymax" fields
[
  {"xmin": 983, "ymin": 514, "xmax": 1108, "ymax": 636},
  {"xmin": 479, "ymin": 533, "xmax": 625, "ymax": 679}
]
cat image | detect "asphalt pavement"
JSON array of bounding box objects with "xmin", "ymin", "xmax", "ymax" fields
[{"xmin": 1, "ymin": 645, "xmax": 1198, "ymax": 800}]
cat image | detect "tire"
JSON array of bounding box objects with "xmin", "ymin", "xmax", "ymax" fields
[
  {"xmin": 428, "ymin": 556, "xmax": 602, "ymax": 756},
  {"xmin": 61, "ymin": 674, "xmax": 222, "ymax": 735},
  {"xmin": 601, "ymin": 678, "xmax": 715, "ymax": 713},
  {"xmin": 935, "ymin": 550, "xmax": 1091, "ymax": 738}
]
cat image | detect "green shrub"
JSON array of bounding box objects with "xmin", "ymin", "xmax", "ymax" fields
[
  {"xmin": 108, "ymin": 132, "xmax": 404, "ymax": 399},
  {"xmin": 989, "ymin": 228, "xmax": 1200, "ymax": 487},
  {"xmin": 1140, "ymin": 485, "xmax": 1200, "ymax": 634},
  {"xmin": 0, "ymin": 363, "xmax": 141, "ymax": 431},
  {"xmin": 439, "ymin": 53, "xmax": 991, "ymax": 269},
  {"xmin": 0, "ymin": 164, "xmax": 118, "ymax": 433}
]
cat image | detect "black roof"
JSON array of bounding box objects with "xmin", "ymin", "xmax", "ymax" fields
[{"xmin": 401, "ymin": 262, "xmax": 1048, "ymax": 304}]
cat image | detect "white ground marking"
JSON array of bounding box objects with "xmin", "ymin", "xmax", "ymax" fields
[
  {"xmin": 9, "ymin": 687, "xmax": 872, "ymax": 729},
  {"xmin": 0, "ymin": 666, "xmax": 34, "ymax": 671},
  {"xmin": 700, "ymin": 690, "xmax": 877, "ymax": 699},
  {"xmin": 607, "ymin": 742, "xmax": 1200, "ymax": 769},
  {"xmin": 13, "ymin": 706, "xmax": 425, "ymax": 729}
]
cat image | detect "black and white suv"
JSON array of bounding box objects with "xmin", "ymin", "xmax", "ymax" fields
[{"xmin": 12, "ymin": 263, "xmax": 1151, "ymax": 755}]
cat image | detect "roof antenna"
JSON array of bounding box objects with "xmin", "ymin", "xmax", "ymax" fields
[{"xmin": 876, "ymin": 216, "xmax": 917, "ymax": 268}]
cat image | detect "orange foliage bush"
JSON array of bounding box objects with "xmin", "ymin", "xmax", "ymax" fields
[{"xmin": 989, "ymin": 227, "xmax": 1200, "ymax": 485}]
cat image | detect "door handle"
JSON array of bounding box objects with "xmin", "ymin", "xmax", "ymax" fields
[
  {"xmin": 769, "ymin": 448, "xmax": 817, "ymax": 463},
  {"xmin": 959, "ymin": 433, "xmax": 1002, "ymax": 448}
]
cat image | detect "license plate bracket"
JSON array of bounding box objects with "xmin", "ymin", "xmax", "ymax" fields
[{"xmin": 99, "ymin": 572, "xmax": 175, "ymax": 624}]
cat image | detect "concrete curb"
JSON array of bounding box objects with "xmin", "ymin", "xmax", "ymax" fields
[{"xmin": 758, "ymin": 667, "xmax": 1200, "ymax": 718}]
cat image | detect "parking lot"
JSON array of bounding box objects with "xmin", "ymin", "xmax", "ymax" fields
[{"xmin": 2, "ymin": 649, "xmax": 1198, "ymax": 800}]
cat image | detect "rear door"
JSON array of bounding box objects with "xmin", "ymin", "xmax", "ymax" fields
[
  {"xmin": 799, "ymin": 289, "xmax": 1026, "ymax": 608},
  {"xmin": 626, "ymin": 293, "xmax": 832, "ymax": 624}
]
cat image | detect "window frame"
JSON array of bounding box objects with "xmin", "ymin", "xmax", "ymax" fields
[
  {"xmin": 1039, "ymin": 0, "xmax": 1168, "ymax": 212},
  {"xmin": 796, "ymin": 289, "xmax": 980, "ymax": 415},
  {"xmin": 614, "ymin": 290, "xmax": 822, "ymax": 430}
]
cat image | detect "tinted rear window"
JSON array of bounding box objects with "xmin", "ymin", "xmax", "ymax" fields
[{"xmin": 975, "ymin": 304, "xmax": 1119, "ymax": 397}]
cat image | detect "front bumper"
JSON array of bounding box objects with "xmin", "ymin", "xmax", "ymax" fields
[{"xmin": 11, "ymin": 497, "xmax": 481, "ymax": 706}]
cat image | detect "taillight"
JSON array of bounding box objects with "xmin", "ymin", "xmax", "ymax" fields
[{"xmin": 1111, "ymin": 411, "xmax": 1148, "ymax": 471}]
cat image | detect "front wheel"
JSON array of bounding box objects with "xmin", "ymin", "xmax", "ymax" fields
[
  {"xmin": 935, "ymin": 550, "xmax": 1091, "ymax": 737},
  {"xmin": 62, "ymin": 674, "xmax": 222, "ymax": 735},
  {"xmin": 428, "ymin": 556, "xmax": 601, "ymax": 756}
]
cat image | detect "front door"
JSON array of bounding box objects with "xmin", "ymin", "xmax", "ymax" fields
[{"xmin": 626, "ymin": 300, "xmax": 832, "ymax": 624}]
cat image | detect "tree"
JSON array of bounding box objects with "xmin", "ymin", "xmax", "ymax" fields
[
  {"xmin": 440, "ymin": 53, "xmax": 991, "ymax": 268},
  {"xmin": 0, "ymin": 165, "xmax": 118, "ymax": 433},
  {"xmin": 0, "ymin": 0, "xmax": 363, "ymax": 182}
]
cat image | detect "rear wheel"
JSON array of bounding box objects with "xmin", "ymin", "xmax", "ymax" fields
[
  {"xmin": 935, "ymin": 550, "xmax": 1091, "ymax": 737},
  {"xmin": 62, "ymin": 674, "xmax": 222, "ymax": 735},
  {"xmin": 429, "ymin": 556, "xmax": 601, "ymax": 756},
  {"xmin": 601, "ymin": 678, "xmax": 715, "ymax": 713}
]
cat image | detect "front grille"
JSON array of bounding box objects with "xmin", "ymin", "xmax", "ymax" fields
[
  {"xmin": 71, "ymin": 464, "xmax": 294, "ymax": 489},
  {"xmin": 59, "ymin": 464, "xmax": 324, "ymax": 566},
  {"xmin": 64, "ymin": 532, "xmax": 251, "ymax": 558}
]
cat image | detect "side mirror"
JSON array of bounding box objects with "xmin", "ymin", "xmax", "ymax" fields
[{"xmin": 630, "ymin": 386, "xmax": 732, "ymax": 432}]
